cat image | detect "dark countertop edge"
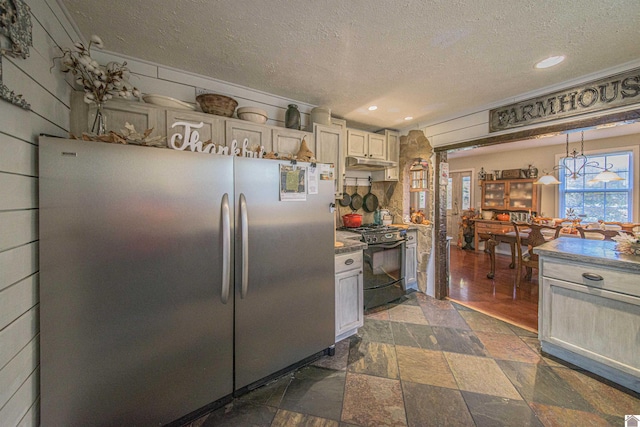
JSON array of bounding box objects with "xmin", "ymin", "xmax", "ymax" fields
[
  {"xmin": 535, "ymin": 237, "xmax": 640, "ymax": 272},
  {"xmin": 335, "ymin": 230, "xmax": 367, "ymax": 254},
  {"xmin": 334, "ymin": 239, "xmax": 367, "ymax": 254}
]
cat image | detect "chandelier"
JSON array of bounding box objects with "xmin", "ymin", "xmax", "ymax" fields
[{"xmin": 534, "ymin": 131, "xmax": 624, "ymax": 185}]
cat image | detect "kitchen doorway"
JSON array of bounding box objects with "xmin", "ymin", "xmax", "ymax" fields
[{"xmin": 446, "ymin": 170, "xmax": 473, "ymax": 248}]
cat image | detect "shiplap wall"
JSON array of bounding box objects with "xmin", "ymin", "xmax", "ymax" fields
[
  {"xmin": 1, "ymin": 2, "xmax": 323, "ymax": 425},
  {"xmin": 0, "ymin": 0, "xmax": 78, "ymax": 425}
]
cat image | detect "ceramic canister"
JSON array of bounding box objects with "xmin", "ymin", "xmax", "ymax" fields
[{"xmin": 310, "ymin": 107, "xmax": 331, "ymax": 127}]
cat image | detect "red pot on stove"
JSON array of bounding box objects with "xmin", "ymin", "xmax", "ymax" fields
[{"xmin": 342, "ymin": 213, "xmax": 363, "ymax": 228}]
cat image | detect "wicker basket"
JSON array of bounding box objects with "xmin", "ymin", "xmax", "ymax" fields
[{"xmin": 196, "ymin": 94, "xmax": 238, "ymax": 117}]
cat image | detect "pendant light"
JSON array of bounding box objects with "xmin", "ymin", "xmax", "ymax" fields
[{"xmin": 534, "ymin": 131, "xmax": 623, "ymax": 185}]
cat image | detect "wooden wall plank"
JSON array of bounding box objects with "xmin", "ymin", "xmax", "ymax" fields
[
  {"xmin": 0, "ymin": 307, "xmax": 38, "ymax": 370},
  {"xmin": 0, "ymin": 137, "xmax": 37, "ymax": 177},
  {"xmin": 0, "ymin": 210, "xmax": 38, "ymax": 252},
  {"xmin": 28, "ymin": 0, "xmax": 74, "ymax": 47},
  {"xmin": 92, "ymin": 50, "xmax": 159, "ymax": 79},
  {"xmin": 0, "ymin": 367, "xmax": 39, "ymax": 427},
  {"xmin": 0, "ymin": 174, "xmax": 38, "ymax": 211},
  {"xmin": 0, "ymin": 243, "xmax": 38, "ymax": 293},
  {"xmin": 0, "ymin": 337, "xmax": 38, "ymax": 410},
  {"xmin": 3, "ymin": 61, "xmax": 70, "ymax": 129},
  {"xmin": 0, "ymin": 275, "xmax": 38, "ymax": 331},
  {"xmin": 15, "ymin": 397, "xmax": 39, "ymax": 427}
]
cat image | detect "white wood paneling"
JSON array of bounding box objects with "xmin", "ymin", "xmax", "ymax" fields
[
  {"xmin": 427, "ymin": 122, "xmax": 490, "ymax": 147},
  {"xmin": 92, "ymin": 50, "xmax": 159, "ymax": 79},
  {"xmin": 0, "ymin": 308, "xmax": 38, "ymax": 370},
  {"xmin": 0, "ymin": 174, "xmax": 38, "ymax": 211},
  {"xmin": 28, "ymin": 0, "xmax": 74, "ymax": 48},
  {"xmin": 0, "ymin": 137, "xmax": 37, "ymax": 176},
  {"xmin": 0, "ymin": 367, "xmax": 39, "ymax": 427},
  {"xmin": 0, "ymin": 337, "xmax": 38, "ymax": 410},
  {"xmin": 0, "ymin": 110, "xmax": 68, "ymax": 145},
  {"xmin": 0, "ymin": 210, "xmax": 38, "ymax": 252},
  {"xmin": 423, "ymin": 111, "xmax": 488, "ymax": 140},
  {"xmin": 0, "ymin": 243, "xmax": 38, "ymax": 293},
  {"xmin": 15, "ymin": 398, "xmax": 39, "ymax": 427},
  {"xmin": 3, "ymin": 61, "xmax": 70, "ymax": 128},
  {"xmin": 0, "ymin": 275, "xmax": 38, "ymax": 331}
]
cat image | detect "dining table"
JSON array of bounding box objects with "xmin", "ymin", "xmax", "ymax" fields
[
  {"xmin": 478, "ymin": 227, "xmax": 585, "ymax": 279},
  {"xmin": 478, "ymin": 229, "xmax": 525, "ymax": 279}
]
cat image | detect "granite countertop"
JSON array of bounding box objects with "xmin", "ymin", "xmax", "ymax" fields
[
  {"xmin": 335, "ymin": 230, "xmax": 367, "ymax": 254},
  {"xmin": 535, "ymin": 237, "xmax": 640, "ymax": 272}
]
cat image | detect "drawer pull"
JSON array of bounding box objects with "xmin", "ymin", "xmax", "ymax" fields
[
  {"xmin": 345, "ymin": 258, "xmax": 354, "ymax": 265},
  {"xmin": 582, "ymin": 272, "xmax": 603, "ymax": 281},
  {"xmin": 408, "ymin": 236, "xmax": 414, "ymax": 241}
]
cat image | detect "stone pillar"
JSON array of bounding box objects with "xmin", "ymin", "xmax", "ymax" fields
[{"xmin": 387, "ymin": 130, "xmax": 434, "ymax": 294}]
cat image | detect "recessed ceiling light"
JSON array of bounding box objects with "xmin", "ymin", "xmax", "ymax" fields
[
  {"xmin": 404, "ymin": 116, "xmax": 413, "ymax": 121},
  {"xmin": 535, "ymin": 55, "xmax": 565, "ymax": 69},
  {"xmin": 368, "ymin": 105, "xmax": 378, "ymax": 111}
]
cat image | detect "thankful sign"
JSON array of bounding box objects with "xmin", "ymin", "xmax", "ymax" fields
[{"xmin": 170, "ymin": 121, "xmax": 264, "ymax": 158}]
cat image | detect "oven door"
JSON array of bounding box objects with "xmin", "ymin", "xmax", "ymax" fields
[{"xmin": 363, "ymin": 240, "xmax": 406, "ymax": 309}]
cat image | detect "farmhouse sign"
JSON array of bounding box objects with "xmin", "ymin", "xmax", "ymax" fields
[{"xmin": 489, "ymin": 67, "xmax": 640, "ymax": 132}]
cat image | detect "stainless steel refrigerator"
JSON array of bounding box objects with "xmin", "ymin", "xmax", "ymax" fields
[{"xmin": 39, "ymin": 137, "xmax": 335, "ymax": 426}]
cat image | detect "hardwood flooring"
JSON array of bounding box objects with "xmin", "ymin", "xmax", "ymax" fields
[{"xmin": 448, "ymin": 246, "xmax": 539, "ymax": 332}]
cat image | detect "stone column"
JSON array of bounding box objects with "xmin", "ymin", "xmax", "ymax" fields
[{"xmin": 387, "ymin": 130, "xmax": 434, "ymax": 294}]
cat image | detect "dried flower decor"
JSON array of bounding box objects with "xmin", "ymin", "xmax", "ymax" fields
[{"xmin": 55, "ymin": 35, "xmax": 141, "ymax": 105}]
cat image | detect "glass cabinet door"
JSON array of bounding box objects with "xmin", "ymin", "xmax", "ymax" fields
[
  {"xmin": 482, "ymin": 182, "xmax": 506, "ymax": 209},
  {"xmin": 507, "ymin": 181, "xmax": 534, "ymax": 210}
]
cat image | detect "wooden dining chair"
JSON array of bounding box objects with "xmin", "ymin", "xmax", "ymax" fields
[
  {"xmin": 576, "ymin": 226, "xmax": 632, "ymax": 241},
  {"xmin": 512, "ymin": 221, "xmax": 562, "ymax": 288}
]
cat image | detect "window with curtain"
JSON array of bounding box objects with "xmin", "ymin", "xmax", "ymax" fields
[{"xmin": 559, "ymin": 150, "xmax": 633, "ymax": 223}]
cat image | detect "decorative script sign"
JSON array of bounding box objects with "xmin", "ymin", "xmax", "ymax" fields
[
  {"xmin": 489, "ymin": 67, "xmax": 640, "ymax": 132},
  {"xmin": 170, "ymin": 121, "xmax": 264, "ymax": 158}
]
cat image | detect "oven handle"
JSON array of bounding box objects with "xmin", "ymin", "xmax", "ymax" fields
[{"xmin": 368, "ymin": 240, "xmax": 405, "ymax": 249}]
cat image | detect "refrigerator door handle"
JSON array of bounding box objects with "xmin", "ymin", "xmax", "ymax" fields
[
  {"xmin": 221, "ymin": 193, "xmax": 231, "ymax": 304},
  {"xmin": 240, "ymin": 193, "xmax": 249, "ymax": 299}
]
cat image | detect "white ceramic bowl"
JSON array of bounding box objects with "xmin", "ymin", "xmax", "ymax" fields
[{"xmin": 237, "ymin": 107, "xmax": 268, "ymax": 124}]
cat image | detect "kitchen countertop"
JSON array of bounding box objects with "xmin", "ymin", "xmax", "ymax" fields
[
  {"xmin": 536, "ymin": 237, "xmax": 640, "ymax": 272},
  {"xmin": 335, "ymin": 230, "xmax": 367, "ymax": 254}
]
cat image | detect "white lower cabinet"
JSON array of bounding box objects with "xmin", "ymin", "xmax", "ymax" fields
[
  {"xmin": 539, "ymin": 254, "xmax": 640, "ymax": 393},
  {"xmin": 335, "ymin": 251, "xmax": 364, "ymax": 342},
  {"xmin": 405, "ymin": 230, "xmax": 417, "ymax": 290}
]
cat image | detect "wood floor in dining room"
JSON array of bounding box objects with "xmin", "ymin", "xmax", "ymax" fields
[{"xmin": 448, "ymin": 246, "xmax": 539, "ymax": 332}]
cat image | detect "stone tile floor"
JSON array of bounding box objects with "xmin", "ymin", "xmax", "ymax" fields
[{"xmin": 188, "ymin": 292, "xmax": 640, "ymax": 426}]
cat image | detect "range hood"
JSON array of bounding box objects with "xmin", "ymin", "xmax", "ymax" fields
[{"xmin": 345, "ymin": 156, "xmax": 397, "ymax": 171}]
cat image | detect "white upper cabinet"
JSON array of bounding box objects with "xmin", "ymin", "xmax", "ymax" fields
[
  {"xmin": 371, "ymin": 130, "xmax": 400, "ymax": 181},
  {"xmin": 272, "ymin": 129, "xmax": 314, "ymax": 158},
  {"xmin": 367, "ymin": 133, "xmax": 386, "ymax": 160},
  {"xmin": 346, "ymin": 129, "xmax": 367, "ymax": 157},
  {"xmin": 346, "ymin": 129, "xmax": 391, "ymax": 161},
  {"xmin": 226, "ymin": 118, "xmax": 272, "ymax": 154},
  {"xmin": 314, "ymin": 123, "xmax": 344, "ymax": 198}
]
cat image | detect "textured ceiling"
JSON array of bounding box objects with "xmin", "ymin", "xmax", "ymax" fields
[{"xmin": 60, "ymin": 0, "xmax": 640, "ymax": 131}]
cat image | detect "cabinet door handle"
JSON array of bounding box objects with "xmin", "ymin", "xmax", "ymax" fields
[{"xmin": 582, "ymin": 272, "xmax": 604, "ymax": 281}]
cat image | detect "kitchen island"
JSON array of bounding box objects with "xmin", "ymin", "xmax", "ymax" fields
[{"xmin": 536, "ymin": 237, "xmax": 640, "ymax": 393}]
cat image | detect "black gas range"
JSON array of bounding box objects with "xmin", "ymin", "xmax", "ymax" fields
[
  {"xmin": 338, "ymin": 224, "xmax": 406, "ymax": 244},
  {"xmin": 339, "ymin": 224, "xmax": 407, "ymax": 309}
]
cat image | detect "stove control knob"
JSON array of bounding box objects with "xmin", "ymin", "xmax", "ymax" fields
[{"xmin": 371, "ymin": 236, "xmax": 377, "ymax": 243}]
